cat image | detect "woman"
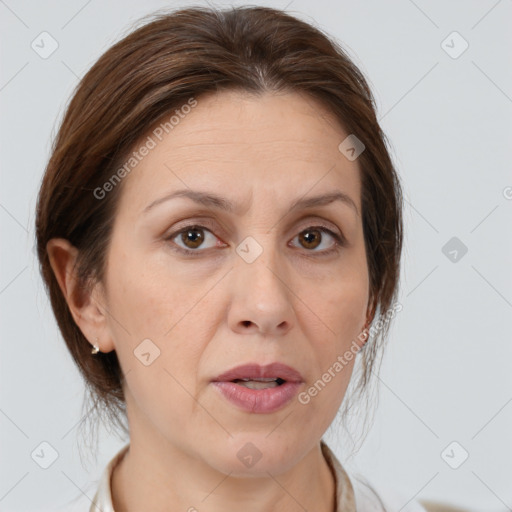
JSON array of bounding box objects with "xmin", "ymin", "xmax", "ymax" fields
[{"xmin": 35, "ymin": 5, "xmax": 432, "ymax": 511}]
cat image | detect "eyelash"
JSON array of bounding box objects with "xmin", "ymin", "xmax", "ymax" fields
[{"xmin": 164, "ymin": 221, "xmax": 346, "ymax": 258}]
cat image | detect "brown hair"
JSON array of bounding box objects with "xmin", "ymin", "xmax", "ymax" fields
[{"xmin": 35, "ymin": 5, "xmax": 403, "ymax": 449}]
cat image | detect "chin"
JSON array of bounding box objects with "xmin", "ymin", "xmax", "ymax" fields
[{"xmin": 207, "ymin": 434, "xmax": 307, "ymax": 476}]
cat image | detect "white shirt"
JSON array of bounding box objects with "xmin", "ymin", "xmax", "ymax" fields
[{"xmin": 57, "ymin": 441, "xmax": 428, "ymax": 511}]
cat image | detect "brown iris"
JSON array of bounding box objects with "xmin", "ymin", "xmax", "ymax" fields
[
  {"xmin": 298, "ymin": 229, "xmax": 322, "ymax": 250},
  {"xmin": 180, "ymin": 227, "xmax": 204, "ymax": 249}
]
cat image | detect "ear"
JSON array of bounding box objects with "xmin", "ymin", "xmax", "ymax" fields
[
  {"xmin": 355, "ymin": 301, "xmax": 376, "ymax": 349},
  {"xmin": 366, "ymin": 301, "xmax": 377, "ymax": 326},
  {"xmin": 46, "ymin": 238, "xmax": 115, "ymax": 353}
]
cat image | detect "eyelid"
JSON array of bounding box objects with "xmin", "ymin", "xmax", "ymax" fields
[
  {"xmin": 293, "ymin": 215, "xmax": 343, "ymax": 237},
  {"xmin": 165, "ymin": 217, "xmax": 225, "ymax": 239}
]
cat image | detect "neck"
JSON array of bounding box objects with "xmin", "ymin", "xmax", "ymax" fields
[{"xmin": 111, "ymin": 435, "xmax": 336, "ymax": 512}]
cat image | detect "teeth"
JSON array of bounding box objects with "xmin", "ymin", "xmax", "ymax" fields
[
  {"xmin": 237, "ymin": 380, "xmax": 280, "ymax": 390},
  {"xmin": 238, "ymin": 378, "xmax": 277, "ymax": 382}
]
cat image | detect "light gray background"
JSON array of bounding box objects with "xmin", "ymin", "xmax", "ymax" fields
[{"xmin": 1, "ymin": 0, "xmax": 511, "ymax": 510}]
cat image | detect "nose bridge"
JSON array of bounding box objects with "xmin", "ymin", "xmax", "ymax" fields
[
  {"xmin": 237, "ymin": 231, "xmax": 288, "ymax": 301},
  {"xmin": 228, "ymin": 231, "xmax": 294, "ymax": 334}
]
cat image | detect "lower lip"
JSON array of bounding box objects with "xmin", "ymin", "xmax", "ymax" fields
[{"xmin": 211, "ymin": 381, "xmax": 302, "ymax": 413}]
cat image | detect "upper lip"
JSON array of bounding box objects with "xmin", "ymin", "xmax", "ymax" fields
[{"xmin": 212, "ymin": 363, "xmax": 304, "ymax": 383}]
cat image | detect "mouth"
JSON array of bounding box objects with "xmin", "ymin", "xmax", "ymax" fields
[
  {"xmin": 212, "ymin": 362, "xmax": 304, "ymax": 385},
  {"xmin": 211, "ymin": 363, "xmax": 304, "ymax": 413}
]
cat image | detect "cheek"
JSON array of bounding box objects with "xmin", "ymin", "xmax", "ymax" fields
[
  {"xmin": 109, "ymin": 273, "xmax": 207, "ymax": 433},
  {"xmin": 104, "ymin": 250, "xmax": 210, "ymax": 411},
  {"xmin": 121, "ymin": 354, "xmax": 201, "ymax": 440},
  {"xmin": 330, "ymin": 287, "xmax": 367, "ymax": 337},
  {"xmin": 296, "ymin": 270, "xmax": 367, "ymax": 420},
  {"xmin": 313, "ymin": 265, "xmax": 369, "ymax": 348},
  {"xmin": 298, "ymin": 352, "xmax": 356, "ymax": 436},
  {"xmin": 303, "ymin": 281, "xmax": 365, "ymax": 392},
  {"xmin": 106, "ymin": 243, "xmax": 202, "ymax": 341}
]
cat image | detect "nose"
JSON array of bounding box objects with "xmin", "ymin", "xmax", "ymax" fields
[{"xmin": 227, "ymin": 240, "xmax": 295, "ymax": 337}]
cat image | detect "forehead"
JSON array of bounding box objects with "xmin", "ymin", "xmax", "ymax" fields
[
  {"xmin": 116, "ymin": 90, "xmax": 361, "ymax": 216},
  {"xmin": 160, "ymin": 90, "xmax": 348, "ymax": 157}
]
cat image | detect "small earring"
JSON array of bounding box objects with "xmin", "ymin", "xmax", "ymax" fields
[{"xmin": 91, "ymin": 337, "xmax": 100, "ymax": 355}]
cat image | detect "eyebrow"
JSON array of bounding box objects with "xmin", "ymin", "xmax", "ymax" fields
[{"xmin": 143, "ymin": 188, "xmax": 359, "ymax": 216}]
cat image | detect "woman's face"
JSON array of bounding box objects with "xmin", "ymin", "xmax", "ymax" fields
[{"xmin": 99, "ymin": 89, "xmax": 369, "ymax": 474}]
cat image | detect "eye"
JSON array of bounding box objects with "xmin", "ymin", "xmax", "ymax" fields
[
  {"xmin": 290, "ymin": 226, "xmax": 344, "ymax": 254},
  {"xmin": 168, "ymin": 225, "xmax": 222, "ymax": 253}
]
